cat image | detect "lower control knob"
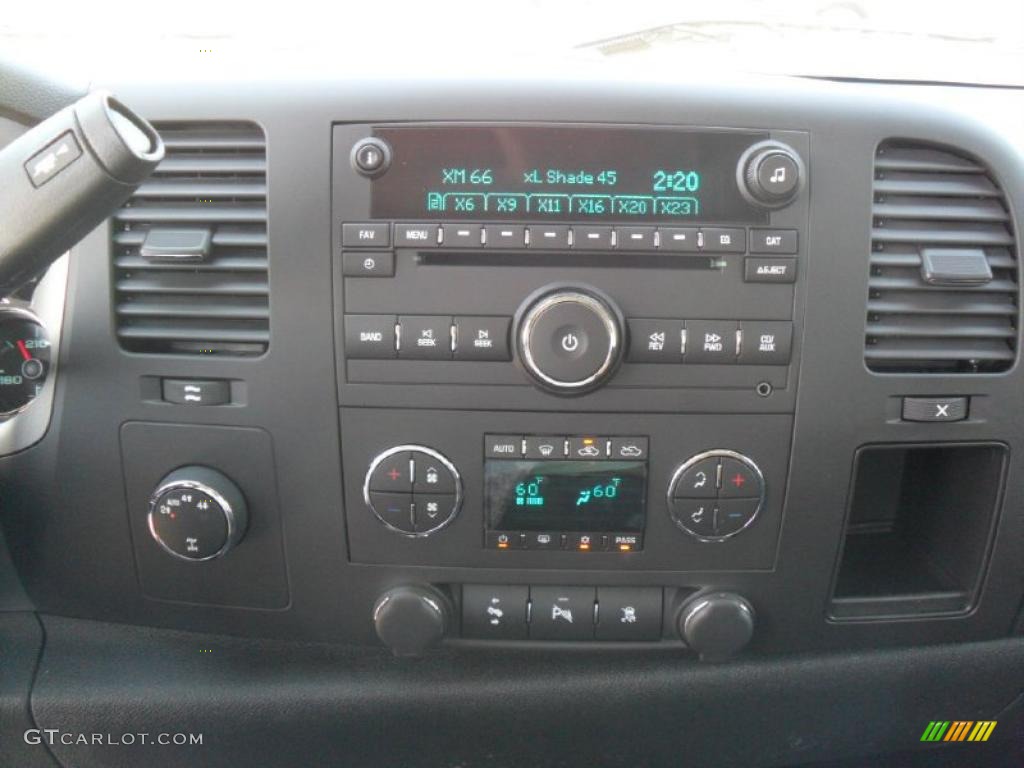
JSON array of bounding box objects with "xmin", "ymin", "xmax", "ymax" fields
[
  {"xmin": 373, "ymin": 585, "xmax": 451, "ymax": 656},
  {"xmin": 677, "ymin": 592, "xmax": 755, "ymax": 662},
  {"xmin": 516, "ymin": 285, "xmax": 623, "ymax": 394},
  {"xmin": 148, "ymin": 466, "xmax": 248, "ymax": 562}
]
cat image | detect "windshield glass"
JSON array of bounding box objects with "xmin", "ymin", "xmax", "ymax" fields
[{"xmin": 3, "ymin": 0, "xmax": 1022, "ymax": 87}]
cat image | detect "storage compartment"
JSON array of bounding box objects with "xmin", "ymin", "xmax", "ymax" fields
[{"xmin": 829, "ymin": 443, "xmax": 1006, "ymax": 620}]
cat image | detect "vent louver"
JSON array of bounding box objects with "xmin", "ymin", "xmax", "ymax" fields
[
  {"xmin": 866, "ymin": 140, "xmax": 1018, "ymax": 373},
  {"xmin": 112, "ymin": 122, "xmax": 268, "ymax": 356}
]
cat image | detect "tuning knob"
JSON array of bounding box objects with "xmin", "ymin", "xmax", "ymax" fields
[
  {"xmin": 677, "ymin": 592, "xmax": 755, "ymax": 662},
  {"xmin": 147, "ymin": 466, "xmax": 248, "ymax": 562},
  {"xmin": 373, "ymin": 585, "xmax": 451, "ymax": 656},
  {"xmin": 738, "ymin": 142, "xmax": 803, "ymax": 208},
  {"xmin": 515, "ymin": 285, "xmax": 624, "ymax": 395}
]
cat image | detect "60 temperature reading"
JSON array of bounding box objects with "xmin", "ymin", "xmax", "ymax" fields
[{"xmin": 576, "ymin": 477, "xmax": 622, "ymax": 507}]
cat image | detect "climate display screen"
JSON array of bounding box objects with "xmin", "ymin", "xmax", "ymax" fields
[
  {"xmin": 370, "ymin": 125, "xmax": 767, "ymax": 223},
  {"xmin": 485, "ymin": 460, "xmax": 647, "ymax": 533}
]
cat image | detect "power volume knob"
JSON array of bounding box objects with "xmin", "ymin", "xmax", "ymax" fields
[
  {"xmin": 738, "ymin": 142, "xmax": 803, "ymax": 209},
  {"xmin": 515, "ymin": 285, "xmax": 624, "ymax": 395}
]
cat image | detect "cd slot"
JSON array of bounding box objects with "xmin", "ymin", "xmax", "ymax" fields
[{"xmin": 416, "ymin": 251, "xmax": 722, "ymax": 270}]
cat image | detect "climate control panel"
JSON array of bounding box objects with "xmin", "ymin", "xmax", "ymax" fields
[{"xmin": 364, "ymin": 445, "xmax": 462, "ymax": 535}]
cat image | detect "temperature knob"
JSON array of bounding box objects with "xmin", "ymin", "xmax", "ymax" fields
[
  {"xmin": 738, "ymin": 142, "xmax": 803, "ymax": 208},
  {"xmin": 147, "ymin": 466, "xmax": 248, "ymax": 562}
]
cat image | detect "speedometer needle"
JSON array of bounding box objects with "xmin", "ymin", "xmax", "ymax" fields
[{"xmin": 16, "ymin": 340, "xmax": 30, "ymax": 361}]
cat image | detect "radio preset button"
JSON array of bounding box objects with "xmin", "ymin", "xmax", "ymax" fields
[
  {"xmin": 345, "ymin": 315, "xmax": 397, "ymax": 359},
  {"xmin": 573, "ymin": 226, "xmax": 614, "ymax": 250},
  {"xmin": 398, "ymin": 316, "xmax": 452, "ymax": 360},
  {"xmin": 659, "ymin": 227, "xmax": 700, "ymax": 252},
  {"xmin": 686, "ymin": 320, "xmax": 738, "ymax": 364},
  {"xmin": 738, "ymin": 321, "xmax": 793, "ymax": 365},
  {"xmin": 483, "ymin": 224, "xmax": 526, "ymax": 248},
  {"xmin": 701, "ymin": 228, "xmax": 746, "ymax": 253},
  {"xmin": 342, "ymin": 250, "xmax": 394, "ymax": 277},
  {"xmin": 616, "ymin": 226, "xmax": 657, "ymax": 250},
  {"xmin": 745, "ymin": 257, "xmax": 797, "ymax": 283},
  {"xmin": 529, "ymin": 586, "xmax": 596, "ymax": 640},
  {"xmin": 395, "ymin": 223, "xmax": 439, "ymax": 248},
  {"xmin": 441, "ymin": 223, "xmax": 482, "ymax": 247},
  {"xmin": 524, "ymin": 436, "xmax": 566, "ymax": 460},
  {"xmin": 485, "ymin": 435, "xmax": 523, "ymax": 459},
  {"xmin": 453, "ymin": 316, "xmax": 511, "ymax": 361},
  {"xmin": 674, "ymin": 457, "xmax": 719, "ymax": 498},
  {"xmin": 627, "ymin": 318, "xmax": 684, "ymax": 363},
  {"xmin": 527, "ymin": 225, "xmax": 571, "ymax": 249},
  {"xmin": 750, "ymin": 229, "xmax": 798, "ymax": 254}
]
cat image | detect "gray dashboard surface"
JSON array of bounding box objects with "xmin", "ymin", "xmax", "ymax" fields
[{"xmin": 0, "ymin": 69, "xmax": 1023, "ymax": 768}]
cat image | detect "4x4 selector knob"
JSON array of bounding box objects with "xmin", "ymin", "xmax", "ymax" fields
[
  {"xmin": 737, "ymin": 141, "xmax": 803, "ymax": 209},
  {"xmin": 148, "ymin": 466, "xmax": 248, "ymax": 561},
  {"xmin": 515, "ymin": 285, "xmax": 624, "ymax": 394}
]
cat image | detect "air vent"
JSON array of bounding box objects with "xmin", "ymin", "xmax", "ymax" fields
[
  {"xmin": 866, "ymin": 140, "xmax": 1018, "ymax": 373},
  {"xmin": 112, "ymin": 122, "xmax": 268, "ymax": 355}
]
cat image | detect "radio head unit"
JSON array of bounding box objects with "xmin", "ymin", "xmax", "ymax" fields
[{"xmin": 366, "ymin": 124, "xmax": 779, "ymax": 223}]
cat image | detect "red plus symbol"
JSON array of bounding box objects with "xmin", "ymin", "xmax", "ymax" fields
[
  {"xmin": 387, "ymin": 468, "xmax": 401, "ymax": 481},
  {"xmin": 731, "ymin": 473, "xmax": 746, "ymax": 488}
]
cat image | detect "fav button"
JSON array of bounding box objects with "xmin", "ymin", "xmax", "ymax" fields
[
  {"xmin": 596, "ymin": 587, "xmax": 663, "ymax": 641},
  {"xmin": 342, "ymin": 222, "xmax": 390, "ymax": 248},
  {"xmin": 529, "ymin": 586, "xmax": 596, "ymax": 640}
]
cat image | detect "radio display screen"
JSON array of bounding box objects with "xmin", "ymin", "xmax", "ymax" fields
[
  {"xmin": 370, "ymin": 125, "xmax": 768, "ymax": 223},
  {"xmin": 485, "ymin": 459, "xmax": 647, "ymax": 533}
]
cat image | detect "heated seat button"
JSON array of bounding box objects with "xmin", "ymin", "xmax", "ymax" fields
[
  {"xmin": 673, "ymin": 457, "xmax": 719, "ymax": 498},
  {"xmin": 462, "ymin": 585, "xmax": 529, "ymax": 640},
  {"xmin": 369, "ymin": 450, "xmax": 413, "ymax": 492},
  {"xmin": 719, "ymin": 458, "xmax": 761, "ymax": 499},
  {"xmin": 398, "ymin": 316, "xmax": 452, "ymax": 360},
  {"xmin": 686, "ymin": 320, "xmax": 738, "ymax": 364},
  {"xmin": 454, "ymin": 316, "xmax": 511, "ymax": 361},
  {"xmin": 670, "ymin": 498, "xmax": 717, "ymax": 538},
  {"xmin": 529, "ymin": 586, "xmax": 596, "ymax": 641},
  {"xmin": 345, "ymin": 315, "xmax": 396, "ymax": 359},
  {"xmin": 596, "ymin": 587, "xmax": 663, "ymax": 641},
  {"xmin": 716, "ymin": 499, "xmax": 761, "ymax": 536}
]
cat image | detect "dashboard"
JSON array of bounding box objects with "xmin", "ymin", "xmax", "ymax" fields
[{"xmin": 1, "ymin": 71, "xmax": 1023, "ymax": 767}]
